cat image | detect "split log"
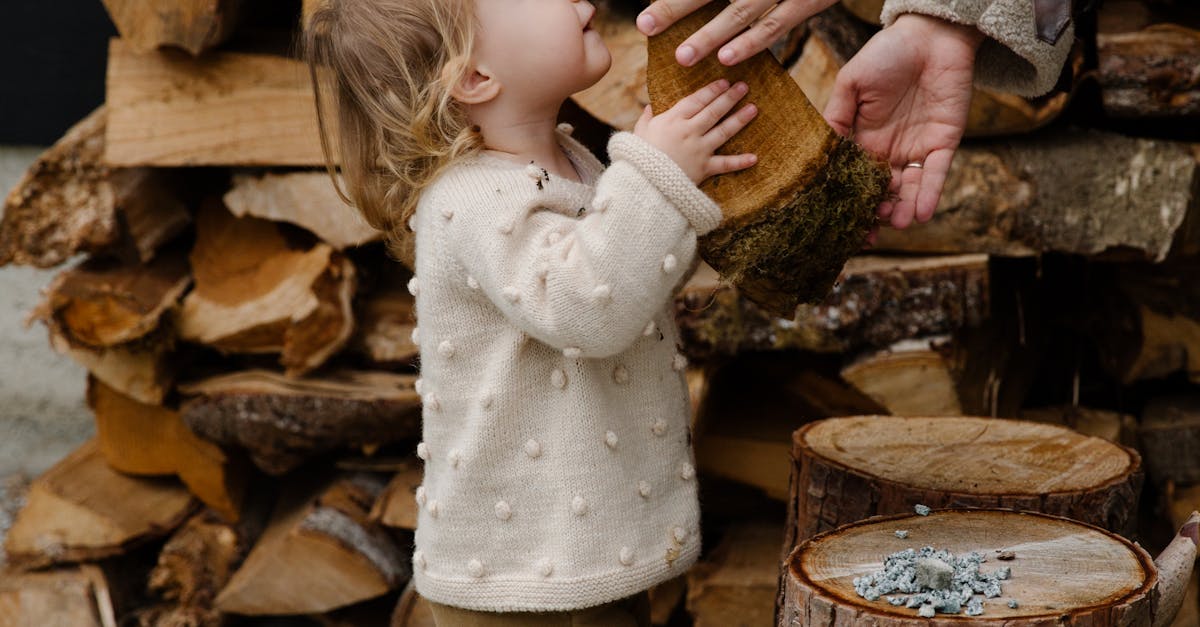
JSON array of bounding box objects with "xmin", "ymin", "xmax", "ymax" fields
[
  {"xmin": 685, "ymin": 519, "xmax": 782, "ymax": 627},
  {"xmin": 100, "ymin": 0, "xmax": 243, "ymax": 56},
  {"xmin": 390, "ymin": 580, "xmax": 436, "ymax": 627},
  {"xmin": 178, "ymin": 369, "xmax": 421, "ymax": 475},
  {"xmin": 138, "ymin": 512, "xmax": 251, "ymax": 626},
  {"xmin": 840, "ymin": 336, "xmax": 965, "ymax": 417},
  {"xmin": 1139, "ymin": 395, "xmax": 1200, "ymax": 485},
  {"xmin": 693, "ymin": 353, "xmax": 883, "ymax": 501},
  {"xmin": 0, "ymin": 564, "xmax": 118, "ymax": 627},
  {"xmin": 4, "ymin": 439, "xmax": 196, "ymax": 570},
  {"xmin": 780, "ymin": 509, "xmax": 1158, "ymax": 625},
  {"xmin": 1018, "ymin": 405, "xmax": 1137, "ymax": 446},
  {"xmin": 105, "ymin": 38, "xmax": 328, "ymax": 166},
  {"xmin": 871, "ymin": 129, "xmax": 1200, "ymax": 259},
  {"xmin": 0, "ymin": 107, "xmax": 191, "ymax": 269},
  {"xmin": 223, "ymin": 171, "xmax": 381, "ymax": 249},
  {"xmin": 215, "ymin": 471, "xmax": 407, "ymax": 615},
  {"xmin": 650, "ymin": 576, "xmax": 687, "ymax": 626},
  {"xmin": 647, "ymin": 1, "xmax": 889, "ymax": 316},
  {"xmin": 785, "ymin": 416, "xmax": 1143, "ymax": 549},
  {"xmin": 370, "ymin": 457, "xmax": 424, "ymax": 530},
  {"xmin": 88, "ymin": 376, "xmax": 247, "ymax": 521},
  {"xmin": 1098, "ymin": 23, "xmax": 1200, "ymax": 118},
  {"xmin": 675, "ymin": 255, "xmax": 989, "ymax": 359},
  {"xmin": 790, "ymin": 6, "xmax": 1073, "ymax": 138},
  {"xmin": 348, "ymin": 269, "xmax": 418, "ymax": 366},
  {"xmin": 179, "ymin": 199, "xmax": 356, "ymax": 376}
]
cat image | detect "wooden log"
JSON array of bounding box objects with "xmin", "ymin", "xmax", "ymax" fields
[
  {"xmin": 685, "ymin": 519, "xmax": 782, "ymax": 627},
  {"xmin": 390, "ymin": 580, "xmax": 436, "ymax": 627},
  {"xmin": 840, "ymin": 336, "xmax": 965, "ymax": 417},
  {"xmin": 4, "ymin": 440, "xmax": 196, "ymax": 570},
  {"xmin": 100, "ymin": 0, "xmax": 243, "ymax": 56},
  {"xmin": 179, "ymin": 199, "xmax": 356, "ymax": 376},
  {"xmin": 872, "ymin": 129, "xmax": 1200, "ymax": 259},
  {"xmin": 649, "ymin": 575, "xmax": 687, "ymax": 626},
  {"xmin": 215, "ymin": 471, "xmax": 406, "ymax": 615},
  {"xmin": 105, "ymin": 38, "xmax": 328, "ymax": 166},
  {"xmin": 369, "ymin": 458, "xmax": 423, "ymax": 531},
  {"xmin": 780, "ymin": 509, "xmax": 1157, "ymax": 625},
  {"xmin": 178, "ymin": 369, "xmax": 421, "ymax": 475},
  {"xmin": 88, "ymin": 376, "xmax": 247, "ymax": 521},
  {"xmin": 223, "ymin": 171, "xmax": 381, "ymax": 250},
  {"xmin": 1165, "ymin": 482, "xmax": 1200, "ymax": 627},
  {"xmin": 349, "ymin": 271, "xmax": 418, "ymax": 367},
  {"xmin": 675, "ymin": 255, "xmax": 989, "ymax": 358},
  {"xmin": 647, "ymin": 2, "xmax": 889, "ymax": 316},
  {"xmin": 790, "ymin": 6, "xmax": 1073, "ymax": 139},
  {"xmin": 0, "ymin": 564, "xmax": 118, "ymax": 627},
  {"xmin": 785, "ymin": 416, "xmax": 1143, "ymax": 550},
  {"xmin": 1018, "ymin": 405, "xmax": 1138, "ymax": 446},
  {"xmin": 1139, "ymin": 395, "xmax": 1200, "ymax": 485},
  {"xmin": 1098, "ymin": 22, "xmax": 1200, "ymax": 118}
]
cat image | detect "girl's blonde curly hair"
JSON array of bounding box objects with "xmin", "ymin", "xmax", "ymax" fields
[{"xmin": 303, "ymin": 0, "xmax": 481, "ymax": 264}]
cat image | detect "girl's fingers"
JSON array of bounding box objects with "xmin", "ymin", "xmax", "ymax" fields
[
  {"xmin": 695, "ymin": 81, "xmax": 749, "ymax": 129},
  {"xmin": 706, "ymin": 152, "xmax": 758, "ymax": 176},
  {"xmin": 673, "ymin": 79, "xmax": 731, "ymax": 119},
  {"xmin": 703, "ymin": 102, "xmax": 757, "ymax": 147}
]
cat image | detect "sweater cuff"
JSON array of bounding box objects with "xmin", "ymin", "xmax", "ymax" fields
[{"xmin": 606, "ymin": 131, "xmax": 724, "ymax": 236}]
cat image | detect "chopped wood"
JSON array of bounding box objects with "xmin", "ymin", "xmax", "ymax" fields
[
  {"xmin": 215, "ymin": 471, "xmax": 406, "ymax": 615},
  {"xmin": 685, "ymin": 519, "xmax": 782, "ymax": 627},
  {"xmin": 1098, "ymin": 23, "xmax": 1200, "ymax": 118},
  {"xmin": 178, "ymin": 369, "xmax": 420, "ymax": 475},
  {"xmin": 1139, "ymin": 395, "xmax": 1200, "ymax": 485},
  {"xmin": 1018, "ymin": 405, "xmax": 1137, "ymax": 446},
  {"xmin": 107, "ymin": 168, "xmax": 193, "ymax": 265},
  {"xmin": 649, "ymin": 575, "xmax": 687, "ymax": 626},
  {"xmin": 872, "ymin": 129, "xmax": 1200, "ymax": 259},
  {"xmin": 179, "ymin": 199, "xmax": 356, "ymax": 376},
  {"xmin": 0, "ymin": 564, "xmax": 118, "ymax": 627},
  {"xmin": 785, "ymin": 416, "xmax": 1144, "ymax": 547},
  {"xmin": 781, "ymin": 509, "xmax": 1157, "ymax": 625},
  {"xmin": 389, "ymin": 580, "xmax": 435, "ymax": 627},
  {"xmin": 841, "ymin": 0, "xmax": 883, "ymax": 23},
  {"xmin": 369, "ymin": 458, "xmax": 423, "ymax": 531},
  {"xmin": 100, "ymin": 0, "xmax": 243, "ymax": 56},
  {"xmin": 349, "ymin": 271, "xmax": 417, "ymax": 366},
  {"xmin": 105, "ymin": 39, "xmax": 329, "ymax": 166},
  {"xmin": 1165, "ymin": 482, "xmax": 1200, "ymax": 627},
  {"xmin": 648, "ymin": 2, "xmax": 889, "ymax": 316},
  {"xmin": 840, "ymin": 336, "xmax": 964, "ymax": 417},
  {"xmin": 4, "ymin": 440, "xmax": 196, "ymax": 570},
  {"xmin": 224, "ymin": 171, "xmax": 381, "ymax": 249},
  {"xmin": 88, "ymin": 376, "xmax": 247, "ymax": 521},
  {"xmin": 675, "ymin": 255, "xmax": 989, "ymax": 358}
]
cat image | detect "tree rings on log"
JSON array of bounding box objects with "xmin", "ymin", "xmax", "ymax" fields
[
  {"xmin": 780, "ymin": 509, "xmax": 1156, "ymax": 625},
  {"xmin": 786, "ymin": 416, "xmax": 1143, "ymax": 547}
]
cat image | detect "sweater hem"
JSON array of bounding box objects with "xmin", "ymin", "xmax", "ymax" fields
[{"xmin": 411, "ymin": 539, "xmax": 701, "ymax": 612}]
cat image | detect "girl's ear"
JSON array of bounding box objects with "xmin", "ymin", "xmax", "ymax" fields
[{"xmin": 446, "ymin": 61, "xmax": 501, "ymax": 105}]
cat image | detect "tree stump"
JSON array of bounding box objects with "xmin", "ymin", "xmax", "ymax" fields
[
  {"xmin": 785, "ymin": 416, "xmax": 1143, "ymax": 550},
  {"xmin": 780, "ymin": 509, "xmax": 1157, "ymax": 625}
]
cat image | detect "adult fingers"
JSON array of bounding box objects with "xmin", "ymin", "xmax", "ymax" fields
[
  {"xmin": 913, "ymin": 147, "xmax": 954, "ymax": 223},
  {"xmin": 823, "ymin": 70, "xmax": 858, "ymax": 138},
  {"xmin": 877, "ymin": 164, "xmax": 901, "ymax": 219},
  {"xmin": 703, "ymin": 102, "xmax": 758, "ymax": 148},
  {"xmin": 889, "ymin": 163, "xmax": 924, "ymax": 229},
  {"xmin": 672, "ymin": 79, "xmax": 731, "ymax": 119},
  {"xmin": 637, "ymin": 0, "xmax": 712, "ymax": 36},
  {"xmin": 673, "ymin": 0, "xmax": 777, "ymax": 66},
  {"xmin": 705, "ymin": 153, "xmax": 758, "ymax": 177},
  {"xmin": 718, "ymin": 0, "xmax": 836, "ymax": 65}
]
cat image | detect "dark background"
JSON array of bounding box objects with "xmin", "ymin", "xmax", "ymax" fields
[{"xmin": 0, "ymin": 0, "xmax": 117, "ymax": 145}]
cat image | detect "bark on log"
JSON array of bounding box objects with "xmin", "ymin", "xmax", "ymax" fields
[
  {"xmin": 4, "ymin": 440, "xmax": 196, "ymax": 570},
  {"xmin": 1139, "ymin": 395, "xmax": 1200, "ymax": 485},
  {"xmin": 675, "ymin": 255, "xmax": 989, "ymax": 359},
  {"xmin": 647, "ymin": 2, "xmax": 890, "ymax": 316},
  {"xmin": 685, "ymin": 519, "xmax": 782, "ymax": 627},
  {"xmin": 780, "ymin": 509, "xmax": 1157, "ymax": 626},
  {"xmin": 215, "ymin": 471, "xmax": 407, "ymax": 615},
  {"xmin": 0, "ymin": 564, "xmax": 118, "ymax": 627},
  {"xmin": 179, "ymin": 199, "xmax": 356, "ymax": 376},
  {"xmin": 785, "ymin": 416, "xmax": 1143, "ymax": 554},
  {"xmin": 88, "ymin": 376, "xmax": 247, "ymax": 521},
  {"xmin": 100, "ymin": 0, "xmax": 243, "ymax": 56},
  {"xmin": 1098, "ymin": 23, "xmax": 1200, "ymax": 118},
  {"xmin": 223, "ymin": 171, "xmax": 381, "ymax": 250},
  {"xmin": 178, "ymin": 369, "xmax": 421, "ymax": 475},
  {"xmin": 105, "ymin": 39, "xmax": 328, "ymax": 166},
  {"xmin": 872, "ymin": 130, "xmax": 1200, "ymax": 260}
]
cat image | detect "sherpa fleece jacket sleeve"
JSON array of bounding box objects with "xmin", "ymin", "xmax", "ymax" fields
[
  {"xmin": 880, "ymin": 0, "xmax": 1073, "ymax": 97},
  {"xmin": 438, "ymin": 131, "xmax": 724, "ymax": 359}
]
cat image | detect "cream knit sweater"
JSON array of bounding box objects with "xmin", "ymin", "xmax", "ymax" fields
[{"xmin": 408, "ymin": 125, "xmax": 723, "ymax": 612}]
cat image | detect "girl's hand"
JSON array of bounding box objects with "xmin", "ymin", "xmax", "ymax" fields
[{"xmin": 633, "ymin": 79, "xmax": 758, "ymax": 184}]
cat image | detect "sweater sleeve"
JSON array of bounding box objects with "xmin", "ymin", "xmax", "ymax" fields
[
  {"xmin": 879, "ymin": 0, "xmax": 1073, "ymax": 97},
  {"xmin": 439, "ymin": 131, "xmax": 724, "ymax": 358}
]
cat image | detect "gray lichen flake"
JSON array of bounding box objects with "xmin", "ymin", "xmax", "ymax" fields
[{"xmin": 853, "ymin": 545, "xmax": 1015, "ymax": 617}]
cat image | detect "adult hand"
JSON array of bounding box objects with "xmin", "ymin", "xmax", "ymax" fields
[
  {"xmin": 824, "ymin": 13, "xmax": 983, "ymax": 229},
  {"xmin": 636, "ymin": 0, "xmax": 838, "ymax": 67}
]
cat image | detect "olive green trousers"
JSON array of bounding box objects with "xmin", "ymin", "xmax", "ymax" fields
[{"xmin": 427, "ymin": 589, "xmax": 652, "ymax": 627}]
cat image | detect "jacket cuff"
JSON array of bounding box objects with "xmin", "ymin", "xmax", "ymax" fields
[{"xmin": 606, "ymin": 131, "xmax": 724, "ymax": 236}]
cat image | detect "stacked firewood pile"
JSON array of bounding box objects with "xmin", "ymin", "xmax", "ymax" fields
[{"xmin": 0, "ymin": 0, "xmax": 1197, "ymax": 625}]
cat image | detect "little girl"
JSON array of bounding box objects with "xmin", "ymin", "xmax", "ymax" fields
[{"xmin": 305, "ymin": 0, "xmax": 757, "ymax": 623}]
